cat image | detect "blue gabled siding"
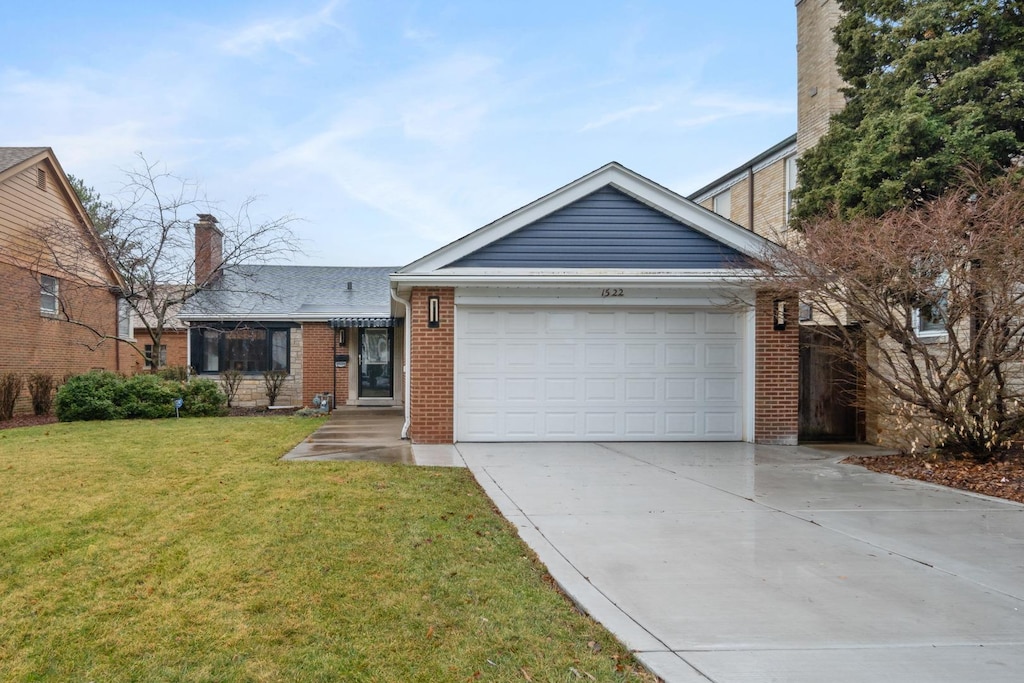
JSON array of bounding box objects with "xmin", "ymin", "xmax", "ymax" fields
[{"xmin": 447, "ymin": 186, "xmax": 748, "ymax": 269}]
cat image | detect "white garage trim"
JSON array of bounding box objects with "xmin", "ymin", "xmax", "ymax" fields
[{"xmin": 454, "ymin": 303, "xmax": 751, "ymax": 442}]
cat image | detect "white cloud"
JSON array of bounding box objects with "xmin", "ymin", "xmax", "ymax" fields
[
  {"xmin": 219, "ymin": 0, "xmax": 347, "ymax": 58},
  {"xmin": 675, "ymin": 93, "xmax": 794, "ymax": 128},
  {"xmin": 580, "ymin": 103, "xmax": 662, "ymax": 132}
]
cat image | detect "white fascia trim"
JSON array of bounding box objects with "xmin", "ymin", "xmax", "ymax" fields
[
  {"xmin": 399, "ymin": 163, "xmax": 776, "ymax": 274},
  {"xmin": 179, "ymin": 312, "xmax": 391, "ymax": 323},
  {"xmin": 392, "ymin": 269, "xmax": 763, "ymax": 289}
]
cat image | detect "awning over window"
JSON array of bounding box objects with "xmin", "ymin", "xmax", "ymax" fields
[{"xmin": 328, "ymin": 317, "xmax": 403, "ymax": 329}]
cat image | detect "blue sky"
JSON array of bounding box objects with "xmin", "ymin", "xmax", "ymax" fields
[{"xmin": 3, "ymin": 1, "xmax": 796, "ymax": 266}]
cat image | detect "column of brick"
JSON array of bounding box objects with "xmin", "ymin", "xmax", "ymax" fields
[
  {"xmin": 754, "ymin": 291, "xmax": 800, "ymax": 444},
  {"xmin": 407, "ymin": 287, "xmax": 454, "ymax": 443},
  {"xmin": 301, "ymin": 322, "xmax": 347, "ymax": 408}
]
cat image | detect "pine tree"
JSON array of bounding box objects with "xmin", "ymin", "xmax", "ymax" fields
[{"xmin": 793, "ymin": 0, "xmax": 1024, "ymax": 221}]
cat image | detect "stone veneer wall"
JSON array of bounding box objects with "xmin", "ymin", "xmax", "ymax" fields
[{"xmin": 224, "ymin": 327, "xmax": 304, "ymax": 408}]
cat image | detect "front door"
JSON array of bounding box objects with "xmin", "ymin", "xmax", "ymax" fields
[{"xmin": 359, "ymin": 327, "xmax": 393, "ymax": 398}]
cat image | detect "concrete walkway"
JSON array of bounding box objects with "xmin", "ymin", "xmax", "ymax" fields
[
  {"xmin": 457, "ymin": 442, "xmax": 1024, "ymax": 683},
  {"xmin": 281, "ymin": 407, "xmax": 413, "ymax": 463}
]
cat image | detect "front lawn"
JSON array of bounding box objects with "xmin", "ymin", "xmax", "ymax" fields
[{"xmin": 0, "ymin": 418, "xmax": 652, "ymax": 682}]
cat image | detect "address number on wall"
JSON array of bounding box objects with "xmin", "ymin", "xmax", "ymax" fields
[{"xmin": 600, "ymin": 288, "xmax": 624, "ymax": 298}]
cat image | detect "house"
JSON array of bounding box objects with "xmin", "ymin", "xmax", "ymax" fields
[
  {"xmin": 392, "ymin": 162, "xmax": 799, "ymax": 445},
  {"xmin": 0, "ymin": 147, "xmax": 126, "ymax": 414},
  {"xmin": 119, "ymin": 284, "xmax": 190, "ymax": 374},
  {"xmin": 179, "ymin": 224, "xmax": 404, "ymax": 408}
]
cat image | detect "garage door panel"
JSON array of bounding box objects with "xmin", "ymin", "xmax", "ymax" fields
[{"xmin": 456, "ymin": 307, "xmax": 744, "ymax": 441}]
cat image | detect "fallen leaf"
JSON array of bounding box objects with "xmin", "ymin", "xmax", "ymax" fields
[
  {"xmin": 521, "ymin": 668, "xmax": 533, "ymax": 681},
  {"xmin": 426, "ymin": 625, "xmax": 434, "ymax": 639}
]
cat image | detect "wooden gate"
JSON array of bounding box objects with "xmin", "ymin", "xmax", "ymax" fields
[{"xmin": 799, "ymin": 327, "xmax": 861, "ymax": 442}]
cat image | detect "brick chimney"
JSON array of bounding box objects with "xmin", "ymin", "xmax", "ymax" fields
[{"xmin": 194, "ymin": 214, "xmax": 223, "ymax": 285}]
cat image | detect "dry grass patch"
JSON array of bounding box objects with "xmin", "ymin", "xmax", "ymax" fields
[{"xmin": 0, "ymin": 418, "xmax": 653, "ymax": 682}]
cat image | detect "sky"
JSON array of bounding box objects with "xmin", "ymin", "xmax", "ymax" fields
[{"xmin": 3, "ymin": 1, "xmax": 797, "ymax": 267}]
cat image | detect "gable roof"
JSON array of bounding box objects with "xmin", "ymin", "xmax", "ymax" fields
[
  {"xmin": 0, "ymin": 146, "xmax": 125, "ymax": 289},
  {"xmin": 396, "ymin": 162, "xmax": 773, "ymax": 278},
  {"xmin": 179, "ymin": 265, "xmax": 397, "ymax": 322},
  {"xmin": 0, "ymin": 147, "xmax": 49, "ymax": 173}
]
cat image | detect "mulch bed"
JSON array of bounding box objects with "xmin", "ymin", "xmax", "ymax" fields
[
  {"xmin": 0, "ymin": 415, "xmax": 58, "ymax": 430},
  {"xmin": 846, "ymin": 450, "xmax": 1024, "ymax": 505}
]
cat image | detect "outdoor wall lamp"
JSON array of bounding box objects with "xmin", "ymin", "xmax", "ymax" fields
[
  {"xmin": 773, "ymin": 299, "xmax": 787, "ymax": 331},
  {"xmin": 427, "ymin": 295, "xmax": 440, "ymax": 328},
  {"xmin": 336, "ymin": 328, "xmax": 347, "ymax": 346}
]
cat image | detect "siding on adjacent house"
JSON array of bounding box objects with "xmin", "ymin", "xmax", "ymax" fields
[
  {"xmin": 0, "ymin": 153, "xmax": 120, "ymax": 414},
  {"xmin": 449, "ymin": 187, "xmax": 748, "ymax": 269}
]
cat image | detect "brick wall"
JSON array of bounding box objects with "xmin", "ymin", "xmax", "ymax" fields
[
  {"xmin": 0, "ymin": 261, "xmax": 118, "ymax": 414},
  {"xmin": 120, "ymin": 329, "xmax": 189, "ymax": 374},
  {"xmin": 796, "ymin": 0, "xmax": 845, "ymax": 155},
  {"xmin": 302, "ymin": 322, "xmax": 349, "ymax": 408},
  {"xmin": 754, "ymin": 291, "xmax": 799, "ymax": 444},
  {"xmin": 407, "ymin": 287, "xmax": 454, "ymax": 443}
]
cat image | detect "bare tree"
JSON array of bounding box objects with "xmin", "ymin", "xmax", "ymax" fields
[
  {"xmin": 39, "ymin": 153, "xmax": 300, "ymax": 367},
  {"xmin": 760, "ymin": 170, "xmax": 1024, "ymax": 460}
]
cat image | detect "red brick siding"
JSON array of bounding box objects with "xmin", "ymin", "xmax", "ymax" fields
[
  {"xmin": 120, "ymin": 329, "xmax": 189, "ymax": 374},
  {"xmin": 0, "ymin": 261, "xmax": 118, "ymax": 414},
  {"xmin": 408, "ymin": 287, "xmax": 454, "ymax": 443},
  {"xmin": 302, "ymin": 322, "xmax": 348, "ymax": 408},
  {"xmin": 754, "ymin": 291, "xmax": 799, "ymax": 444}
]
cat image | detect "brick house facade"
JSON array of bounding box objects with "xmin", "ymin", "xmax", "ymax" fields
[{"xmin": 0, "ymin": 147, "xmax": 123, "ymax": 415}]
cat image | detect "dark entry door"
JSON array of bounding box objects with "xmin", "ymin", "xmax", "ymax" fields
[
  {"xmin": 799, "ymin": 327, "xmax": 860, "ymax": 441},
  {"xmin": 359, "ymin": 327, "xmax": 393, "ymax": 398}
]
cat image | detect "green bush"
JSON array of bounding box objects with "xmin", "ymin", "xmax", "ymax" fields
[
  {"xmin": 122, "ymin": 374, "xmax": 178, "ymax": 419},
  {"xmin": 180, "ymin": 378, "xmax": 228, "ymax": 417},
  {"xmin": 55, "ymin": 372, "xmax": 128, "ymax": 421},
  {"xmin": 56, "ymin": 372, "xmax": 227, "ymax": 422},
  {"xmin": 157, "ymin": 366, "xmax": 189, "ymax": 382}
]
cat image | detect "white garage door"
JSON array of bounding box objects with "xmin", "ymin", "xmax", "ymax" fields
[{"xmin": 456, "ymin": 307, "xmax": 745, "ymax": 441}]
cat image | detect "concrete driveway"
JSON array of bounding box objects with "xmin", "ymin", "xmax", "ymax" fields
[{"xmin": 455, "ymin": 442, "xmax": 1024, "ymax": 683}]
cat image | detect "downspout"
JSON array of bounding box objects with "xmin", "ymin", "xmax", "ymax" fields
[{"xmin": 390, "ymin": 285, "xmax": 412, "ymax": 439}]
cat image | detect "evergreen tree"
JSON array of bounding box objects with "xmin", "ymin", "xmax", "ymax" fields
[{"xmin": 793, "ymin": 0, "xmax": 1024, "ymax": 221}]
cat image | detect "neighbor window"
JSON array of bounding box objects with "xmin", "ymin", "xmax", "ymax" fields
[
  {"xmin": 40, "ymin": 275, "xmax": 59, "ymax": 314},
  {"xmin": 785, "ymin": 155, "xmax": 798, "ymax": 224},
  {"xmin": 118, "ymin": 298, "xmax": 132, "ymax": 339},
  {"xmin": 144, "ymin": 344, "xmax": 167, "ymax": 369},
  {"xmin": 914, "ymin": 272, "xmax": 948, "ymax": 337},
  {"xmin": 713, "ymin": 189, "xmax": 731, "ymax": 219},
  {"xmin": 192, "ymin": 325, "xmax": 290, "ymax": 374}
]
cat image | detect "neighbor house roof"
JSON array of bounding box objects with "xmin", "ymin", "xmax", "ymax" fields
[
  {"xmin": 0, "ymin": 147, "xmax": 48, "ymax": 173},
  {"xmin": 687, "ymin": 134, "xmax": 797, "ymax": 204},
  {"xmin": 179, "ymin": 265, "xmax": 397, "ymax": 323}
]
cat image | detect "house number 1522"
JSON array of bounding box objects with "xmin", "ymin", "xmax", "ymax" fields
[{"xmin": 601, "ymin": 288, "xmax": 624, "ymax": 297}]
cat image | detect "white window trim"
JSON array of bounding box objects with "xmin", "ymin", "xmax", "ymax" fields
[
  {"xmin": 784, "ymin": 155, "xmax": 798, "ymax": 226},
  {"xmin": 913, "ymin": 272, "xmax": 949, "ymax": 338},
  {"xmin": 713, "ymin": 189, "xmax": 731, "ymax": 219},
  {"xmin": 40, "ymin": 275, "xmax": 59, "ymax": 315},
  {"xmin": 117, "ymin": 298, "xmax": 134, "ymax": 340}
]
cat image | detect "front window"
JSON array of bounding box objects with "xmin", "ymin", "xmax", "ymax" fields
[
  {"xmin": 192, "ymin": 325, "xmax": 290, "ymax": 373},
  {"xmin": 40, "ymin": 275, "xmax": 58, "ymax": 314},
  {"xmin": 914, "ymin": 272, "xmax": 948, "ymax": 337}
]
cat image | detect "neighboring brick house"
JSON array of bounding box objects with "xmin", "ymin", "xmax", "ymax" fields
[
  {"xmin": 392, "ymin": 162, "xmax": 799, "ymax": 445},
  {"xmin": 0, "ymin": 147, "xmax": 125, "ymax": 414},
  {"xmin": 179, "ymin": 224, "xmax": 404, "ymax": 408},
  {"xmin": 118, "ymin": 285, "xmax": 189, "ymax": 374}
]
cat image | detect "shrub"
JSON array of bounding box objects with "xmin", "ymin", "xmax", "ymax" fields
[
  {"xmin": 220, "ymin": 369, "xmax": 243, "ymax": 407},
  {"xmin": 0, "ymin": 373, "xmax": 23, "ymax": 421},
  {"xmin": 122, "ymin": 374, "xmax": 178, "ymax": 419},
  {"xmin": 56, "ymin": 372, "xmax": 127, "ymax": 421},
  {"xmin": 157, "ymin": 366, "xmax": 189, "ymax": 382},
  {"xmin": 180, "ymin": 379, "xmax": 228, "ymax": 417},
  {"xmin": 27, "ymin": 373, "xmax": 57, "ymax": 415},
  {"xmin": 263, "ymin": 369, "xmax": 288, "ymax": 406}
]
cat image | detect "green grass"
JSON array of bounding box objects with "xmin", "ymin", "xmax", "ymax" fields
[{"xmin": 0, "ymin": 418, "xmax": 652, "ymax": 682}]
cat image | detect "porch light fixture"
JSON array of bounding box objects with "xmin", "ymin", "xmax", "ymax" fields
[
  {"xmin": 773, "ymin": 299, "xmax": 787, "ymax": 331},
  {"xmin": 336, "ymin": 328, "xmax": 347, "ymax": 346},
  {"xmin": 427, "ymin": 295, "xmax": 440, "ymax": 328}
]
